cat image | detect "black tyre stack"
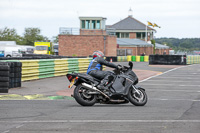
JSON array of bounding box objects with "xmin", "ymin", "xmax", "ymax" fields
[
  {"xmin": 0, "ymin": 62, "xmax": 22, "ymax": 93},
  {"xmin": 0, "ymin": 62, "xmax": 11, "ymax": 93},
  {"xmin": 13, "ymin": 62, "xmax": 22, "ymax": 88}
]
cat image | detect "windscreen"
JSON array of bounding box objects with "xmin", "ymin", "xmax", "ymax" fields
[{"xmin": 36, "ymin": 46, "xmax": 48, "ymax": 50}]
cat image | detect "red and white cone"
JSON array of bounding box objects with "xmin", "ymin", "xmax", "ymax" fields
[{"xmin": 110, "ymin": 58, "xmax": 112, "ymax": 63}]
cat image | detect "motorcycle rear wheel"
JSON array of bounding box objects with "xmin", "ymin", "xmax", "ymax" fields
[
  {"xmin": 128, "ymin": 87, "xmax": 147, "ymax": 106},
  {"xmin": 74, "ymin": 84, "xmax": 96, "ymax": 106}
]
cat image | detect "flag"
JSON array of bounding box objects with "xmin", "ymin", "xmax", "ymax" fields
[
  {"xmin": 153, "ymin": 23, "xmax": 161, "ymax": 28},
  {"xmin": 147, "ymin": 21, "xmax": 153, "ymax": 26}
]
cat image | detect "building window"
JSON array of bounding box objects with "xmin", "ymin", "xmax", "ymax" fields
[
  {"xmin": 82, "ymin": 20, "xmax": 85, "ymax": 29},
  {"xmin": 121, "ymin": 33, "xmax": 129, "ymax": 38},
  {"xmin": 96, "ymin": 20, "xmax": 100, "ymax": 29},
  {"xmin": 85, "ymin": 20, "xmax": 90, "ymax": 29},
  {"xmin": 92, "ymin": 20, "xmax": 96, "ymax": 29},
  {"xmin": 117, "ymin": 49, "xmax": 126, "ymax": 56},
  {"xmin": 126, "ymin": 49, "xmax": 132, "ymax": 55},
  {"xmin": 116, "ymin": 32, "xmax": 129, "ymax": 38},
  {"xmin": 81, "ymin": 19, "xmax": 102, "ymax": 29},
  {"xmin": 136, "ymin": 32, "xmax": 145, "ymax": 39},
  {"xmin": 116, "ymin": 32, "xmax": 120, "ymax": 38},
  {"xmin": 117, "ymin": 49, "xmax": 132, "ymax": 56}
]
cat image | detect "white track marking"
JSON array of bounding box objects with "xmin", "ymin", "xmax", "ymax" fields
[
  {"xmin": 0, "ymin": 120, "xmax": 200, "ymax": 123},
  {"xmin": 149, "ymin": 98, "xmax": 200, "ymax": 102},
  {"xmin": 139, "ymin": 65, "xmax": 190, "ymax": 83},
  {"xmin": 141, "ymin": 83, "xmax": 200, "ymax": 87}
]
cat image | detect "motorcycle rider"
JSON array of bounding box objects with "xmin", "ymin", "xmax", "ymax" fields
[{"xmin": 87, "ymin": 51, "xmax": 121, "ymax": 90}]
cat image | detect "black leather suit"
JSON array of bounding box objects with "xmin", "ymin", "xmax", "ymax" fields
[{"xmin": 87, "ymin": 57, "xmax": 118, "ymax": 82}]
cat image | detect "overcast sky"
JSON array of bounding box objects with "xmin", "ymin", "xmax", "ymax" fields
[{"xmin": 0, "ymin": 0, "xmax": 200, "ymax": 39}]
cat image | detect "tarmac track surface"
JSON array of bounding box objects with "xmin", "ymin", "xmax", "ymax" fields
[{"xmin": 1, "ymin": 63, "xmax": 200, "ymax": 133}]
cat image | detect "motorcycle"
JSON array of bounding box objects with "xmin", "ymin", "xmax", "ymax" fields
[{"xmin": 67, "ymin": 61, "xmax": 147, "ymax": 106}]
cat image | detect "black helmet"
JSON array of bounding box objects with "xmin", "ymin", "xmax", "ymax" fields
[{"xmin": 92, "ymin": 51, "xmax": 104, "ymax": 58}]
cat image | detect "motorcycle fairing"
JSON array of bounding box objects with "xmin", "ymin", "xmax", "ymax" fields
[{"xmin": 111, "ymin": 75, "xmax": 133, "ymax": 95}]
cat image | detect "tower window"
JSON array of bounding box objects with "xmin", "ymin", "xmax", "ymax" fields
[
  {"xmin": 81, "ymin": 20, "xmax": 85, "ymax": 29},
  {"xmin": 92, "ymin": 20, "xmax": 96, "ymax": 29},
  {"xmin": 85, "ymin": 20, "xmax": 90, "ymax": 29},
  {"xmin": 96, "ymin": 20, "xmax": 100, "ymax": 29}
]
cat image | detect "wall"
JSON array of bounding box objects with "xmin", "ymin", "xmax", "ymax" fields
[
  {"xmin": 129, "ymin": 32, "xmax": 136, "ymax": 39},
  {"xmin": 106, "ymin": 36, "xmax": 117, "ymax": 56},
  {"xmin": 80, "ymin": 29, "xmax": 106, "ymax": 35},
  {"xmin": 137, "ymin": 47, "xmax": 153, "ymax": 56},
  {"xmin": 59, "ymin": 35, "xmax": 117, "ymax": 56}
]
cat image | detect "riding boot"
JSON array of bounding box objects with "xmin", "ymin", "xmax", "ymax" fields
[
  {"xmin": 97, "ymin": 79, "xmax": 109, "ymax": 90},
  {"xmin": 97, "ymin": 75, "xmax": 114, "ymax": 90}
]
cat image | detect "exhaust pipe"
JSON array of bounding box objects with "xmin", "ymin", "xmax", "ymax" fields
[{"xmin": 81, "ymin": 83, "xmax": 110, "ymax": 99}]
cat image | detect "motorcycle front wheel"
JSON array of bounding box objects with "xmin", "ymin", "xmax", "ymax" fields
[
  {"xmin": 73, "ymin": 84, "xmax": 96, "ymax": 106},
  {"xmin": 128, "ymin": 87, "xmax": 147, "ymax": 106}
]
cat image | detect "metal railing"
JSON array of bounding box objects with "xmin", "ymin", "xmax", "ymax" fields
[
  {"xmin": 59, "ymin": 27, "xmax": 80, "ymax": 35},
  {"xmin": 59, "ymin": 27, "xmax": 116, "ymax": 36}
]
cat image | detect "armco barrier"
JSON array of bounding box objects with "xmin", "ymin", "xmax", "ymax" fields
[
  {"xmin": 1, "ymin": 58, "xmax": 92, "ymax": 82},
  {"xmin": 20, "ymin": 58, "xmax": 92, "ymax": 81},
  {"xmin": 20, "ymin": 60, "xmax": 40, "ymax": 81},
  {"xmin": 54, "ymin": 59, "xmax": 68, "ymax": 76},
  {"xmin": 187, "ymin": 55, "xmax": 200, "ymax": 64}
]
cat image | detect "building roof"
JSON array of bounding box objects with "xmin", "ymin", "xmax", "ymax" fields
[
  {"xmin": 108, "ymin": 16, "xmax": 155, "ymax": 31},
  {"xmin": 117, "ymin": 38, "xmax": 153, "ymax": 47},
  {"xmin": 79, "ymin": 16, "xmax": 107, "ymax": 20},
  {"xmin": 117, "ymin": 39, "xmax": 170, "ymax": 49},
  {"xmin": 155, "ymin": 43, "xmax": 169, "ymax": 49}
]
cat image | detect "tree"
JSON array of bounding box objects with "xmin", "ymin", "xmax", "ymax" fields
[
  {"xmin": 151, "ymin": 39, "xmax": 156, "ymax": 54},
  {"xmin": 23, "ymin": 28, "xmax": 49, "ymax": 46},
  {"xmin": 0, "ymin": 27, "xmax": 23, "ymax": 45},
  {"xmin": 155, "ymin": 38, "xmax": 200, "ymax": 52},
  {"xmin": 52, "ymin": 35, "xmax": 58, "ymax": 43}
]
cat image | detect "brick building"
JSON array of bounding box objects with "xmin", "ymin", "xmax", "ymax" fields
[
  {"xmin": 117, "ymin": 38, "xmax": 153, "ymax": 56},
  {"xmin": 59, "ymin": 35, "xmax": 116, "ymax": 57},
  {"xmin": 59, "ymin": 15, "xmax": 170, "ymax": 57},
  {"xmin": 59, "ymin": 17, "xmax": 117, "ymax": 56},
  {"xmin": 107, "ymin": 15, "xmax": 155, "ymax": 41}
]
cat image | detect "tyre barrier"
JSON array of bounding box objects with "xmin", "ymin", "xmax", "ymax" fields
[
  {"xmin": 0, "ymin": 62, "xmax": 22, "ymax": 93},
  {"xmin": 187, "ymin": 55, "xmax": 200, "ymax": 64},
  {"xmin": 117, "ymin": 56, "xmax": 149, "ymax": 62}
]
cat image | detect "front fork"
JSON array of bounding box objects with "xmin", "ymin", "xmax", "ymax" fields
[{"xmin": 132, "ymin": 85, "xmax": 141, "ymax": 95}]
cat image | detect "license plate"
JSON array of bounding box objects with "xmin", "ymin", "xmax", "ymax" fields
[{"xmin": 68, "ymin": 78, "xmax": 75, "ymax": 88}]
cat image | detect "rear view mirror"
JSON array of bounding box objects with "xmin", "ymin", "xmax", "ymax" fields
[{"xmin": 129, "ymin": 61, "xmax": 133, "ymax": 69}]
